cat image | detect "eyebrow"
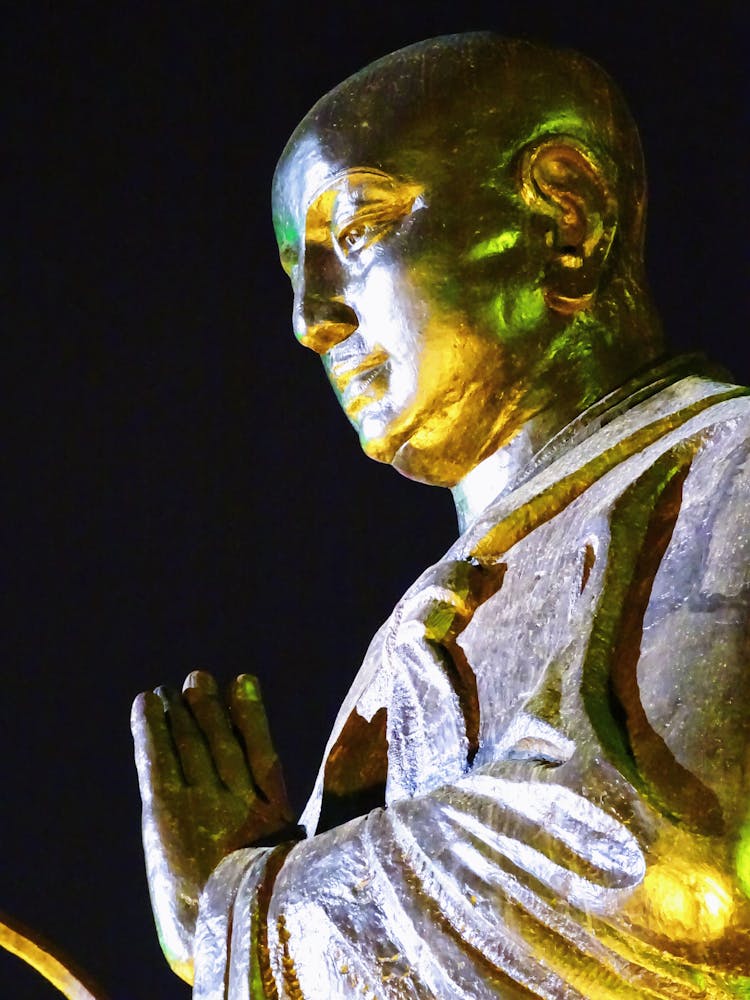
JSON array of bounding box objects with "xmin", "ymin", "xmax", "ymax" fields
[
  {"xmin": 310, "ymin": 166, "xmax": 397, "ymax": 202},
  {"xmin": 331, "ymin": 171, "xmax": 425, "ymax": 226}
]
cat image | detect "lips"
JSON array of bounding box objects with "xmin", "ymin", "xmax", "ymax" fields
[
  {"xmin": 344, "ymin": 364, "xmax": 386, "ymax": 406},
  {"xmin": 327, "ymin": 347, "xmax": 389, "ymax": 418},
  {"xmin": 329, "ymin": 346, "xmax": 389, "ymax": 394}
]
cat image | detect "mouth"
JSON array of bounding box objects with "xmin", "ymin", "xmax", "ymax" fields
[
  {"xmin": 328, "ymin": 347, "xmax": 389, "ymax": 411},
  {"xmin": 329, "ymin": 346, "xmax": 389, "ymax": 387},
  {"xmin": 343, "ymin": 365, "xmax": 386, "ymax": 409}
]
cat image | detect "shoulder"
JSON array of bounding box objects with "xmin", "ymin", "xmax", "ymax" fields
[
  {"xmin": 655, "ymin": 375, "xmax": 750, "ymax": 512},
  {"xmin": 677, "ymin": 377, "xmax": 750, "ymax": 522}
]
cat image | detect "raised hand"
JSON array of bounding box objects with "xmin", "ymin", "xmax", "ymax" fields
[{"xmin": 131, "ymin": 671, "xmax": 294, "ymax": 984}]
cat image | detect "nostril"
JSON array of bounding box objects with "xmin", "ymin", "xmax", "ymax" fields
[
  {"xmin": 308, "ymin": 298, "xmax": 358, "ymax": 329},
  {"xmin": 298, "ymin": 298, "xmax": 359, "ymax": 353},
  {"xmin": 300, "ymin": 322, "xmax": 358, "ymax": 354}
]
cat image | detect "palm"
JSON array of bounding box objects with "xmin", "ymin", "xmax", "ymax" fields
[
  {"xmin": 132, "ymin": 672, "xmax": 293, "ymax": 980},
  {"xmin": 158, "ymin": 768, "xmax": 282, "ymax": 891}
]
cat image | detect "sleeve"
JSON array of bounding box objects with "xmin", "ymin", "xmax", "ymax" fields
[
  {"xmin": 193, "ymin": 845, "xmax": 290, "ymax": 1000},
  {"xmin": 192, "ymin": 586, "xmax": 712, "ymax": 1000},
  {"xmin": 197, "ymin": 750, "xmax": 733, "ymax": 999}
]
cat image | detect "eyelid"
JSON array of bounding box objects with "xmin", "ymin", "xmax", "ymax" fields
[
  {"xmin": 336, "ymin": 203, "xmax": 396, "ymax": 233},
  {"xmin": 334, "ymin": 191, "xmax": 424, "ymax": 255},
  {"xmin": 335, "ymin": 213, "xmax": 394, "ymax": 256}
]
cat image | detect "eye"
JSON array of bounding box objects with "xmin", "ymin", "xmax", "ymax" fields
[
  {"xmin": 328, "ymin": 173, "xmax": 424, "ymax": 259},
  {"xmin": 337, "ymin": 220, "xmax": 381, "ymax": 256},
  {"xmin": 336, "ymin": 209, "xmax": 407, "ymax": 257}
]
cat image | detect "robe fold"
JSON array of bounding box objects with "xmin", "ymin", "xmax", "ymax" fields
[{"xmin": 194, "ymin": 359, "xmax": 750, "ymax": 998}]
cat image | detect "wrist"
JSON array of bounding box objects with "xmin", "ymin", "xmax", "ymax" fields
[
  {"xmin": 152, "ymin": 893, "xmax": 197, "ymax": 985},
  {"xmin": 144, "ymin": 847, "xmax": 200, "ymax": 985}
]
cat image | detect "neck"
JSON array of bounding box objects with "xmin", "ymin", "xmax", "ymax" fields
[
  {"xmin": 450, "ymin": 436, "xmax": 528, "ymax": 533},
  {"xmin": 450, "ymin": 405, "xmax": 566, "ymax": 533},
  {"xmin": 450, "ymin": 328, "xmax": 664, "ymax": 534}
]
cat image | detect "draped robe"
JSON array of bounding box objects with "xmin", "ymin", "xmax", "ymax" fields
[{"xmin": 194, "ymin": 359, "xmax": 750, "ymax": 998}]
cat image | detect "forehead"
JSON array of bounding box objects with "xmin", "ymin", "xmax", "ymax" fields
[
  {"xmin": 270, "ymin": 36, "xmax": 563, "ymax": 249},
  {"xmin": 272, "ymin": 48, "xmax": 490, "ymax": 247},
  {"xmin": 272, "ymin": 132, "xmax": 347, "ymax": 246}
]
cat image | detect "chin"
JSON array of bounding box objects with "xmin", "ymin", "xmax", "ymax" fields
[
  {"xmin": 354, "ymin": 406, "xmax": 459, "ymax": 485},
  {"xmin": 356, "ymin": 415, "xmax": 459, "ymax": 487},
  {"xmin": 390, "ymin": 440, "xmax": 460, "ymax": 488},
  {"xmin": 355, "ymin": 409, "xmax": 404, "ymax": 465},
  {"xmin": 359, "ymin": 431, "xmax": 399, "ymax": 465}
]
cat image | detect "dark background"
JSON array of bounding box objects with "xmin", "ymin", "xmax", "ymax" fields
[{"xmin": 5, "ymin": 2, "xmax": 746, "ymax": 997}]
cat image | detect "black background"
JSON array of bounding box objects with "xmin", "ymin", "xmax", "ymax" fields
[{"xmin": 5, "ymin": 2, "xmax": 746, "ymax": 997}]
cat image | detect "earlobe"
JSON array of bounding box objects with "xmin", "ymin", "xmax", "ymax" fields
[{"xmin": 518, "ymin": 136, "xmax": 617, "ymax": 315}]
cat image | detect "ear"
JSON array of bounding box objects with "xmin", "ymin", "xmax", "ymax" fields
[{"xmin": 518, "ymin": 137, "xmax": 617, "ymax": 315}]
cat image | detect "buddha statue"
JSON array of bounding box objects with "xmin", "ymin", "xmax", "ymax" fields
[{"xmin": 132, "ymin": 34, "xmax": 750, "ymax": 997}]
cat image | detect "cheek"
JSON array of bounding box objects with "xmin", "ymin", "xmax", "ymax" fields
[
  {"xmin": 419, "ymin": 319, "xmax": 512, "ymax": 409},
  {"xmin": 352, "ymin": 262, "xmax": 424, "ymax": 357},
  {"xmin": 481, "ymin": 265, "xmax": 547, "ymax": 341},
  {"xmin": 393, "ymin": 324, "xmax": 468, "ymax": 413}
]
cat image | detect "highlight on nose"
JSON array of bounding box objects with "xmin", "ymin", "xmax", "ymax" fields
[{"xmin": 295, "ymin": 297, "xmax": 359, "ymax": 353}]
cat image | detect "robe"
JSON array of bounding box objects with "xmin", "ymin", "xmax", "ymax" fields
[{"xmin": 194, "ymin": 357, "xmax": 750, "ymax": 999}]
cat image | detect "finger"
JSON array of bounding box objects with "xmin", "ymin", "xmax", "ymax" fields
[
  {"xmin": 229, "ymin": 675, "xmax": 291, "ymax": 816},
  {"xmin": 182, "ymin": 671, "xmax": 253, "ymax": 795},
  {"xmin": 131, "ymin": 690, "xmax": 183, "ymax": 795},
  {"xmin": 155, "ymin": 685, "xmax": 216, "ymax": 787}
]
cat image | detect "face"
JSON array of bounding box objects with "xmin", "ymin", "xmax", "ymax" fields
[{"xmin": 272, "ymin": 133, "xmax": 556, "ymax": 487}]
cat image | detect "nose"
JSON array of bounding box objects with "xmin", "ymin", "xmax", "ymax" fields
[
  {"xmin": 294, "ymin": 296, "xmax": 359, "ymax": 354},
  {"xmin": 293, "ymin": 243, "xmax": 358, "ymax": 354}
]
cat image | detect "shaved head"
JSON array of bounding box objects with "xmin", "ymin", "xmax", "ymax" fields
[{"xmin": 274, "ymin": 34, "xmax": 646, "ymax": 258}]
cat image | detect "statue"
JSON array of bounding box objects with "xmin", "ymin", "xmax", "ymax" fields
[{"xmin": 131, "ymin": 34, "xmax": 750, "ymax": 997}]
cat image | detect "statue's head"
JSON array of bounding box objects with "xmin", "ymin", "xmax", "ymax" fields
[{"xmin": 273, "ymin": 33, "xmax": 663, "ymax": 486}]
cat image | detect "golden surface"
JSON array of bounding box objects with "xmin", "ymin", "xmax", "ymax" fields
[{"xmin": 133, "ymin": 34, "xmax": 750, "ymax": 996}]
